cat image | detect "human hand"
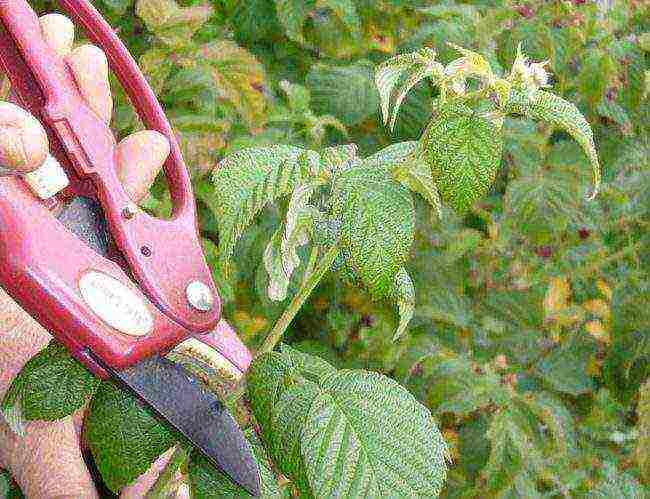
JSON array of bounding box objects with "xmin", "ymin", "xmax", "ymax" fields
[{"xmin": 0, "ymin": 12, "xmax": 178, "ymax": 497}]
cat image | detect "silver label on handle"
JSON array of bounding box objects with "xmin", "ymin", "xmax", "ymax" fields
[{"xmin": 79, "ymin": 271, "xmax": 153, "ymax": 337}]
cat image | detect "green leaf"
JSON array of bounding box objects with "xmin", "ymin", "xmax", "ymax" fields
[
  {"xmin": 503, "ymin": 169, "xmax": 584, "ymax": 244},
  {"xmin": 275, "ymin": 0, "xmax": 315, "ymax": 44},
  {"xmin": 0, "ymin": 468, "xmax": 20, "ymax": 499},
  {"xmin": 209, "ymin": 146, "xmax": 316, "ymax": 267},
  {"xmin": 263, "ymin": 181, "xmax": 323, "ymax": 301},
  {"xmin": 482, "ymin": 401, "xmax": 555, "ymax": 495},
  {"xmin": 230, "ymin": 0, "xmax": 280, "ymax": 43},
  {"xmin": 596, "ymin": 98, "xmax": 633, "ymax": 132},
  {"xmin": 536, "ymin": 341, "xmax": 596, "ymax": 396},
  {"xmin": 522, "ymin": 392, "xmax": 576, "ymax": 455},
  {"xmin": 279, "ymin": 343, "xmax": 338, "ymax": 381},
  {"xmin": 188, "ymin": 430, "xmax": 284, "ymax": 498},
  {"xmin": 248, "ymin": 348, "xmax": 448, "ymax": 497},
  {"xmin": 591, "ymin": 462, "xmax": 645, "ymax": 498},
  {"xmin": 604, "ymin": 281, "xmax": 650, "ymax": 402},
  {"xmin": 636, "ymin": 379, "xmax": 650, "ymax": 481},
  {"xmin": 247, "ymin": 351, "xmax": 296, "ymax": 449},
  {"xmin": 307, "ymin": 61, "xmax": 379, "ymax": 126},
  {"xmin": 86, "ymin": 382, "xmax": 177, "ymax": 493},
  {"xmin": 320, "ymin": 144, "xmax": 358, "ymax": 173},
  {"xmin": 363, "ymin": 141, "xmax": 417, "ymax": 167},
  {"xmin": 419, "ymin": 353, "xmax": 507, "ymax": 417},
  {"xmin": 278, "ymin": 80, "xmax": 311, "ymax": 113},
  {"xmin": 421, "ymin": 103, "xmax": 503, "ymax": 213},
  {"xmin": 320, "ymin": 0, "xmax": 361, "ymax": 37},
  {"xmin": 415, "ymin": 278, "xmax": 473, "ymax": 331},
  {"xmin": 365, "ymin": 141, "xmax": 442, "ymax": 218},
  {"xmin": 1, "ymin": 341, "xmax": 99, "ymax": 421},
  {"xmin": 270, "ymin": 381, "xmax": 319, "ymax": 493},
  {"xmin": 332, "ymin": 164, "xmax": 415, "ymax": 299},
  {"xmin": 247, "ymin": 346, "xmax": 336, "ymax": 474},
  {"xmin": 375, "ymin": 48, "xmax": 443, "ymax": 130},
  {"xmin": 301, "ymin": 369, "xmax": 448, "ymax": 497},
  {"xmin": 136, "ymin": 0, "xmax": 212, "ymax": 48},
  {"xmin": 506, "ymin": 89, "xmax": 600, "ymax": 199},
  {"xmin": 577, "ymin": 49, "xmax": 616, "ymax": 108},
  {"xmin": 391, "ymin": 267, "xmax": 415, "ymax": 341}
]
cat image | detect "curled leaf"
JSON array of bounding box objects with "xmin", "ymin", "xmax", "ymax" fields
[
  {"xmin": 264, "ymin": 181, "xmax": 323, "ymax": 301},
  {"xmin": 208, "ymin": 146, "xmax": 316, "ymax": 267},
  {"xmin": 375, "ymin": 48, "xmax": 443, "ymax": 131},
  {"xmin": 365, "ymin": 141, "xmax": 442, "ymax": 219},
  {"xmin": 506, "ymin": 89, "xmax": 601, "ymax": 199},
  {"xmin": 391, "ymin": 267, "xmax": 415, "ymax": 341}
]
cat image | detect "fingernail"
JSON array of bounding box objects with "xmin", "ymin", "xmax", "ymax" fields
[
  {"xmin": 40, "ymin": 14, "xmax": 75, "ymax": 57},
  {"xmin": 0, "ymin": 102, "xmax": 48, "ymax": 173}
]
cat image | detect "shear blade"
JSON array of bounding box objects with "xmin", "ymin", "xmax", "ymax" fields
[
  {"xmin": 106, "ymin": 355, "xmax": 261, "ymax": 496},
  {"xmin": 58, "ymin": 197, "xmax": 260, "ymax": 496}
]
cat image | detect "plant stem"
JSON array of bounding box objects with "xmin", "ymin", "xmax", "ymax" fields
[
  {"xmin": 256, "ymin": 245, "xmax": 338, "ymax": 358},
  {"xmin": 226, "ymin": 245, "xmax": 339, "ymax": 406},
  {"xmin": 145, "ymin": 445, "xmax": 189, "ymax": 499}
]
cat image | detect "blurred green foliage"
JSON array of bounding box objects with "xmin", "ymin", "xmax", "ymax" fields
[{"xmin": 5, "ymin": 0, "xmax": 649, "ymax": 496}]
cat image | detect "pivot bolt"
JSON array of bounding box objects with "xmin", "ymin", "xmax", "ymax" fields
[{"xmin": 186, "ymin": 280, "xmax": 214, "ymax": 312}]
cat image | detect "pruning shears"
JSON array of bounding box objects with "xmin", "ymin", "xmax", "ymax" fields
[{"xmin": 0, "ymin": 0, "xmax": 261, "ymax": 494}]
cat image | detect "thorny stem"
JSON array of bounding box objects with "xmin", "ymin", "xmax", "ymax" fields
[
  {"xmin": 145, "ymin": 444, "xmax": 189, "ymax": 499},
  {"xmin": 226, "ymin": 245, "xmax": 339, "ymax": 406}
]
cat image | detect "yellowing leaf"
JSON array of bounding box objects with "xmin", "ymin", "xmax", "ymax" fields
[
  {"xmin": 544, "ymin": 277, "xmax": 571, "ymax": 320},
  {"xmin": 180, "ymin": 42, "xmax": 267, "ymax": 130},
  {"xmin": 174, "ymin": 120, "xmax": 230, "ymax": 177},
  {"xmin": 136, "ymin": 0, "xmax": 212, "ymax": 48},
  {"xmin": 365, "ymin": 24, "xmax": 395, "ymax": 54},
  {"xmin": 442, "ymin": 429, "xmax": 460, "ymax": 461},
  {"xmin": 585, "ymin": 320, "xmax": 610, "ymax": 344},
  {"xmin": 596, "ymin": 279, "xmax": 613, "ymax": 301},
  {"xmin": 582, "ymin": 299, "xmax": 611, "ymax": 321},
  {"xmin": 586, "ymin": 355, "xmax": 601, "ymax": 377}
]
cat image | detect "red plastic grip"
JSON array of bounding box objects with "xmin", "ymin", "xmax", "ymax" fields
[
  {"xmin": 0, "ymin": 177, "xmax": 190, "ymax": 376},
  {"xmin": 0, "ymin": 0, "xmax": 220, "ymax": 333}
]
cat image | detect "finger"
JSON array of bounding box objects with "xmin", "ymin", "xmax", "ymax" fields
[
  {"xmin": 66, "ymin": 45, "xmax": 113, "ymax": 124},
  {"xmin": 0, "ymin": 289, "xmax": 52, "ymax": 399},
  {"xmin": 39, "ymin": 13, "xmax": 74, "ymax": 58},
  {"xmin": 0, "ymin": 102, "xmax": 48, "ymax": 173},
  {"xmin": 119, "ymin": 447, "xmax": 176, "ymax": 498},
  {"xmin": 0, "ymin": 288, "xmax": 98, "ymax": 498},
  {"xmin": 1, "ymin": 418, "xmax": 98, "ymax": 498},
  {"xmin": 117, "ymin": 130, "xmax": 169, "ymax": 202},
  {"xmin": 39, "ymin": 14, "xmax": 112, "ymax": 123}
]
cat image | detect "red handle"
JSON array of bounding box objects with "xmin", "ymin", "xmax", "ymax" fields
[
  {"xmin": 0, "ymin": 0, "xmax": 220, "ymax": 333},
  {"xmin": 0, "ymin": 177, "xmax": 192, "ymax": 377}
]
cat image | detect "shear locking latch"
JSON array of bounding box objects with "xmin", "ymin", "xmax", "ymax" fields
[
  {"xmin": 23, "ymin": 154, "xmax": 70, "ymax": 199},
  {"xmin": 0, "ymin": 153, "xmax": 70, "ymax": 199}
]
